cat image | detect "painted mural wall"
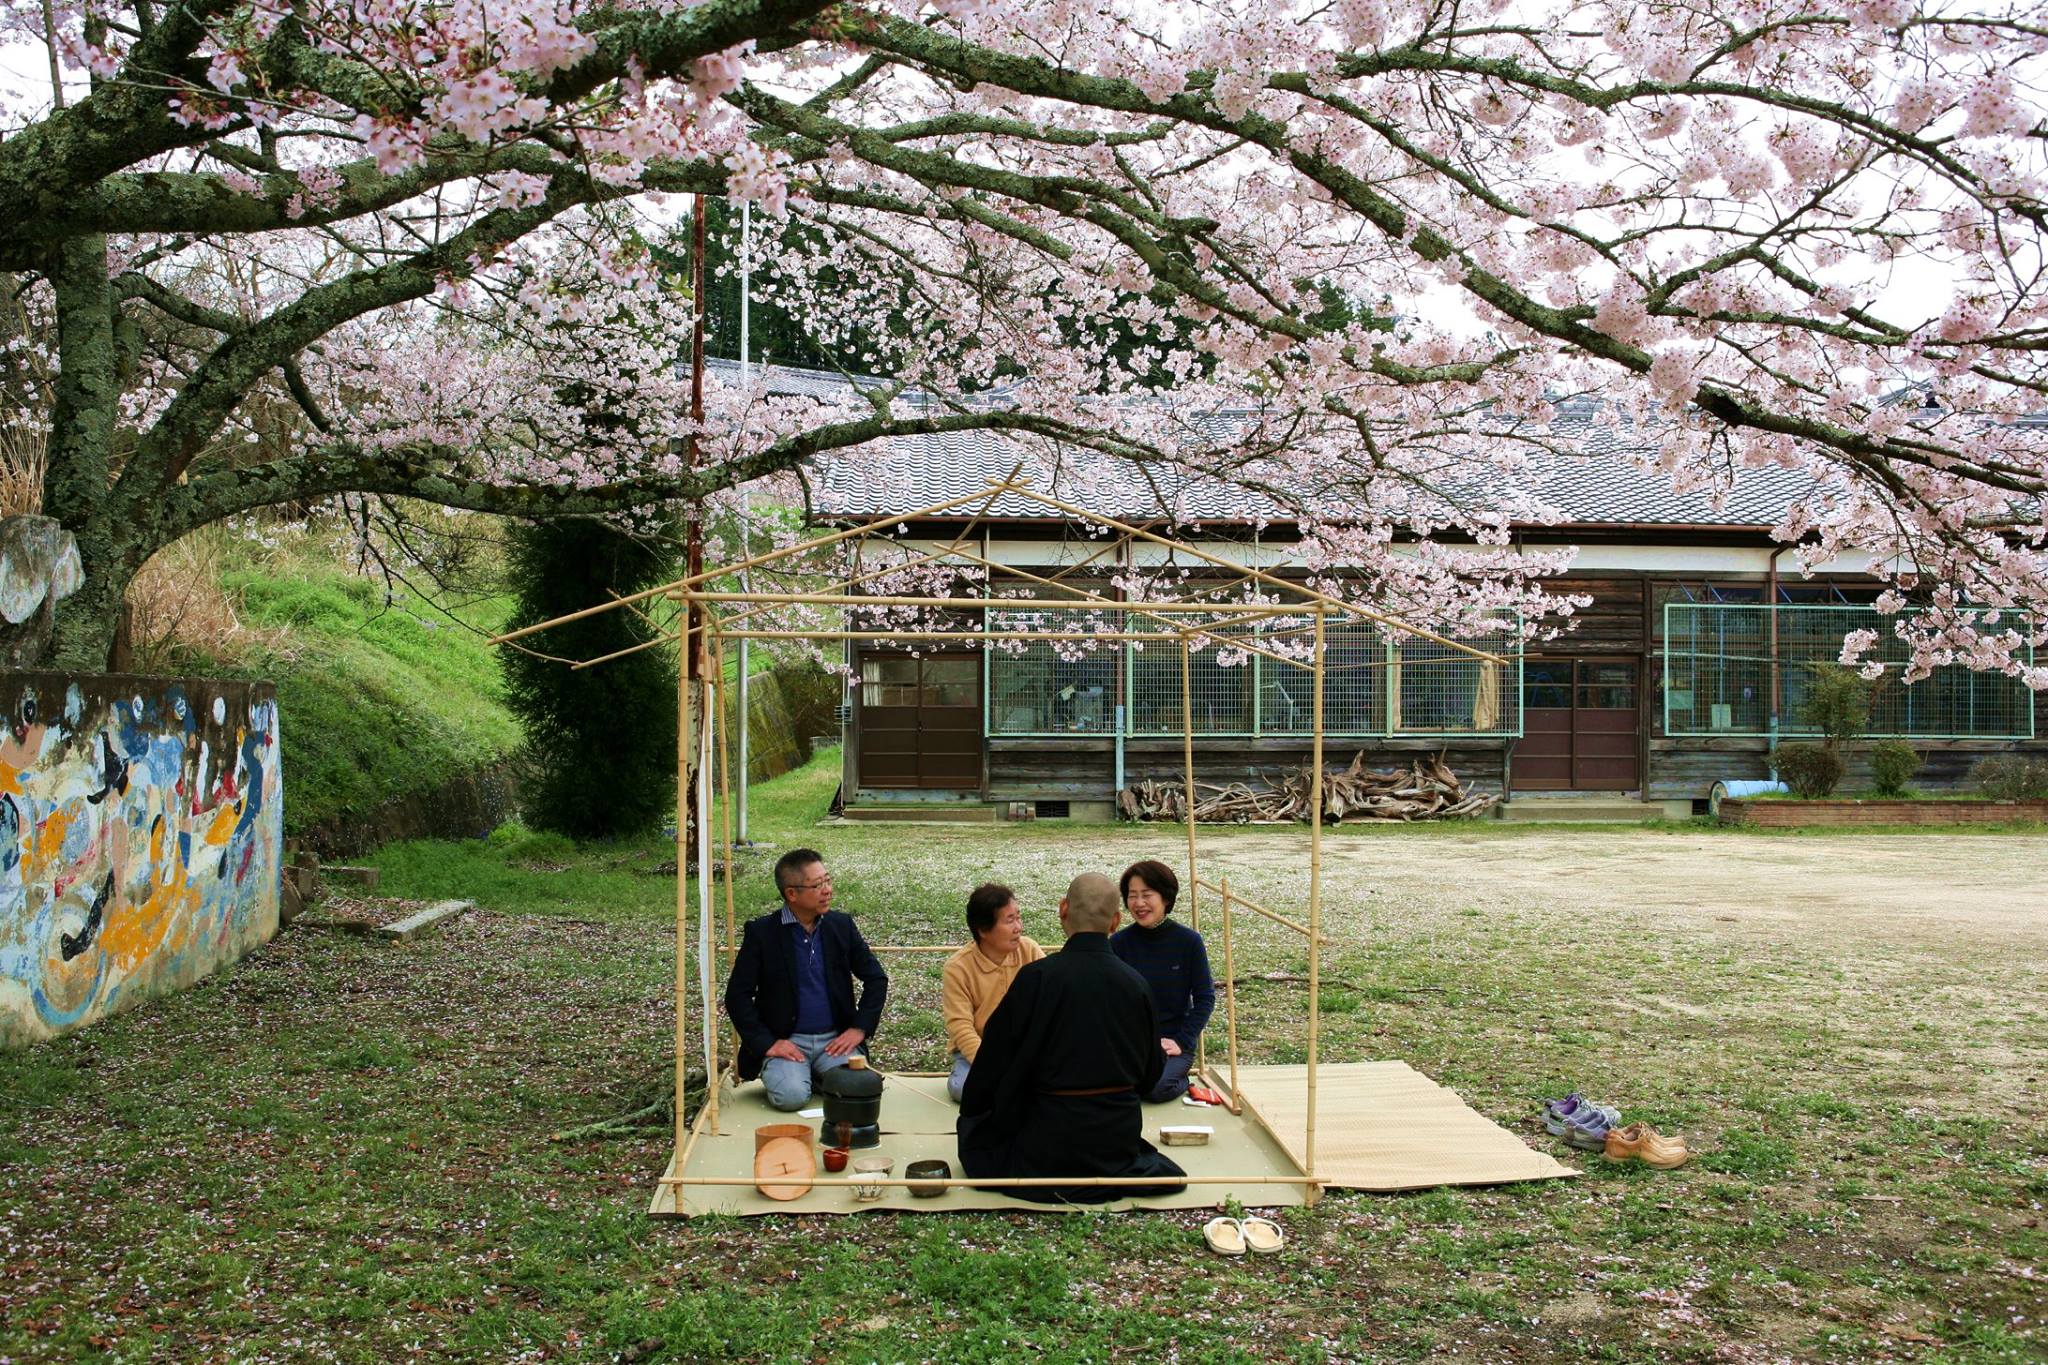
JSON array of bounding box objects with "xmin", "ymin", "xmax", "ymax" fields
[{"xmin": 0, "ymin": 672, "xmax": 282, "ymax": 1047}]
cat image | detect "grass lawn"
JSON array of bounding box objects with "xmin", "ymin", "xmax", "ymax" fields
[{"xmin": 3, "ymin": 749, "xmax": 2044, "ymax": 1363}]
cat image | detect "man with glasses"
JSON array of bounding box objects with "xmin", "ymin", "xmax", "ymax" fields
[{"xmin": 724, "ymin": 847, "xmax": 889, "ymax": 1111}]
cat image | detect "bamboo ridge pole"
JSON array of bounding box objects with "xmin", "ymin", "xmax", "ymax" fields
[
  {"xmin": 934, "ymin": 544, "xmax": 1310, "ymax": 674},
  {"xmin": 1021, "ymin": 488, "xmax": 1505, "ymax": 665},
  {"xmin": 689, "ymin": 591, "xmax": 1311, "ymax": 613},
  {"xmin": 693, "ymin": 629, "xmax": 1201, "ymax": 643},
  {"xmin": 488, "ymin": 479, "xmax": 1030, "ymax": 646}
]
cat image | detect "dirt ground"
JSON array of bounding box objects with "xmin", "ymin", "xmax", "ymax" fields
[{"xmin": 1216, "ymin": 827, "xmax": 2048, "ymax": 937}]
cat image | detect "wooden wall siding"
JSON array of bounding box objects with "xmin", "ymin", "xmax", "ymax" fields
[
  {"xmin": 1647, "ymin": 737, "xmax": 2048, "ymax": 801},
  {"xmin": 1540, "ymin": 577, "xmax": 1648, "ymax": 655},
  {"xmin": 987, "ymin": 737, "xmax": 1507, "ymax": 801}
]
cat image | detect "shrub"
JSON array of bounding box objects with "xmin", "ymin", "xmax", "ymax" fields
[
  {"xmin": 1970, "ymin": 755, "xmax": 2048, "ymax": 803},
  {"xmin": 1796, "ymin": 664, "xmax": 1875, "ymax": 747},
  {"xmin": 503, "ymin": 519, "xmax": 679, "ymax": 840},
  {"xmin": 1772, "ymin": 742, "xmax": 1844, "ymax": 799},
  {"xmin": 1867, "ymin": 740, "xmax": 1921, "ymax": 798}
]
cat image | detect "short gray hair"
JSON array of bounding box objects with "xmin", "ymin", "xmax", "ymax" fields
[{"xmin": 1063, "ymin": 873, "xmax": 1119, "ymax": 933}]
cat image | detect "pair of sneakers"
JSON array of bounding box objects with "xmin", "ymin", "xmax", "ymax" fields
[
  {"xmin": 1541, "ymin": 1093, "xmax": 1621, "ymax": 1150},
  {"xmin": 1542, "ymin": 1094, "xmax": 1691, "ymax": 1168}
]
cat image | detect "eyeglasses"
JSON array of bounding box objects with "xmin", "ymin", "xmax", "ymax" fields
[{"xmin": 789, "ymin": 876, "xmax": 834, "ymax": 891}]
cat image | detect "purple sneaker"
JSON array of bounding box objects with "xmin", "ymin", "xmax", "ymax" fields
[
  {"xmin": 1542, "ymin": 1093, "xmax": 1589, "ymax": 1136},
  {"xmin": 1564, "ymin": 1103, "xmax": 1622, "ymax": 1149}
]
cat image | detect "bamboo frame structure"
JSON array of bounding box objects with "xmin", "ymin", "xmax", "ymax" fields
[{"xmin": 497, "ymin": 477, "xmax": 1499, "ymax": 1214}]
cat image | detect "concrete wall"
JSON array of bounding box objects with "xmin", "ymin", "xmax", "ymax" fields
[{"xmin": 0, "ymin": 673, "xmax": 282, "ymax": 1048}]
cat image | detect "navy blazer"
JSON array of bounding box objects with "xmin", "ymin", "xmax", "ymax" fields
[{"xmin": 723, "ymin": 908, "xmax": 888, "ymax": 1081}]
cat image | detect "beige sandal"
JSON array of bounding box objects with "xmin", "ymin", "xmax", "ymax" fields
[
  {"xmin": 1241, "ymin": 1216, "xmax": 1285, "ymax": 1255},
  {"xmin": 1202, "ymin": 1216, "xmax": 1247, "ymax": 1256}
]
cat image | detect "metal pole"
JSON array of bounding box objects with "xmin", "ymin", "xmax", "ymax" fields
[
  {"xmin": 738, "ymin": 202, "xmax": 752, "ymax": 844},
  {"xmin": 686, "ymin": 195, "xmax": 707, "ymax": 856},
  {"xmin": 684, "ymin": 593, "xmax": 700, "ymax": 1154}
]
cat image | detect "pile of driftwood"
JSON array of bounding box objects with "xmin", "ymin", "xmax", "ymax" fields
[{"xmin": 1117, "ymin": 751, "xmax": 1498, "ymax": 824}]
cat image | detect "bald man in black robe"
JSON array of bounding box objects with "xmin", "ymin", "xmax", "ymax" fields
[{"xmin": 956, "ymin": 872, "xmax": 1188, "ymax": 1204}]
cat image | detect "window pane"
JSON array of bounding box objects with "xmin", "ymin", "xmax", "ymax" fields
[
  {"xmin": 1581, "ymin": 662, "xmax": 1637, "ymax": 709},
  {"xmin": 922, "ymin": 658, "xmax": 978, "ymax": 708},
  {"xmin": 1524, "ymin": 660, "xmax": 1572, "ymax": 709},
  {"xmin": 861, "ymin": 657, "xmax": 919, "ymax": 707},
  {"xmin": 986, "ymin": 604, "xmax": 1119, "ymax": 733}
]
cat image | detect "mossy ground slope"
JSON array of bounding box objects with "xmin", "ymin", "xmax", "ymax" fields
[{"xmin": 211, "ymin": 564, "xmax": 521, "ymax": 838}]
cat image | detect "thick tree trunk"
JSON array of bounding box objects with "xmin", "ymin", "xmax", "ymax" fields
[
  {"xmin": 39, "ymin": 233, "xmax": 140, "ymax": 671},
  {"xmin": 46, "ymin": 552, "xmax": 134, "ymax": 670}
]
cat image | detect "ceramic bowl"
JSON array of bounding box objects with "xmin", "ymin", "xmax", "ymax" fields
[{"xmin": 905, "ymin": 1159, "xmax": 951, "ymax": 1198}]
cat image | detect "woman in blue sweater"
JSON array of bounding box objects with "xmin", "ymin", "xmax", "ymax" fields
[{"xmin": 1109, "ymin": 859, "xmax": 1216, "ymax": 1103}]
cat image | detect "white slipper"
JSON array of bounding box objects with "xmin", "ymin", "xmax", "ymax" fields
[
  {"xmin": 1241, "ymin": 1216, "xmax": 1285, "ymax": 1255},
  {"xmin": 1202, "ymin": 1216, "xmax": 1246, "ymax": 1256}
]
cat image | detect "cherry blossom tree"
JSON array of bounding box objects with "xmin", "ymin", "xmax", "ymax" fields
[{"xmin": 1, "ymin": 0, "xmax": 2043, "ymax": 682}]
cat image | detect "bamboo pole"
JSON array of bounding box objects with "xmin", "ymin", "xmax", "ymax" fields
[
  {"xmin": 688, "ymin": 629, "xmax": 1202, "ymax": 643},
  {"xmin": 712, "ymin": 625, "xmax": 740, "ymax": 1036},
  {"xmin": 1019, "ymin": 488, "xmax": 1505, "ymax": 665},
  {"xmin": 684, "ymin": 591, "xmax": 1308, "ymax": 613},
  {"xmin": 489, "ymin": 479, "xmax": 1031, "ymax": 645},
  {"xmin": 712, "ymin": 459, "xmax": 1027, "ymax": 633},
  {"xmin": 1307, "ymin": 605, "xmax": 1324, "ymax": 1204},
  {"xmin": 702, "ymin": 672, "xmax": 723, "ymax": 1137},
  {"xmin": 1190, "ymin": 877, "xmax": 1330, "ymax": 943},
  {"xmin": 659, "ymin": 1173, "xmax": 1316, "ymax": 1189},
  {"xmin": 1179, "ymin": 633, "xmax": 1199, "ymax": 951},
  {"xmin": 1220, "ymin": 876, "xmax": 1242, "ymax": 1116},
  {"xmin": 944, "ymin": 544, "xmax": 1313, "ymax": 675}
]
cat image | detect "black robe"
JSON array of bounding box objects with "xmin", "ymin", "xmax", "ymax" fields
[{"xmin": 956, "ymin": 932, "xmax": 1187, "ymax": 1203}]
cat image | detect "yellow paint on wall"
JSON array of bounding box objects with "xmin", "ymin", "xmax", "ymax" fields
[
  {"xmin": 203, "ymin": 801, "xmax": 240, "ymax": 847},
  {"xmin": 32, "ymin": 806, "xmax": 70, "ymax": 869}
]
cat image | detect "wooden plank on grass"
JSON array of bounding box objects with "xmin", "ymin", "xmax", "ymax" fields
[{"xmin": 375, "ymin": 900, "xmax": 474, "ymax": 941}]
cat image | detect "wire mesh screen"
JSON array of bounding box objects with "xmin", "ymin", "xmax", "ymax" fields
[
  {"xmin": 1391, "ymin": 629, "xmax": 1522, "ymax": 735},
  {"xmin": 1260, "ymin": 620, "xmax": 1384, "ymax": 735},
  {"xmin": 984, "ymin": 603, "xmax": 1121, "ymax": 735},
  {"xmin": 1664, "ymin": 604, "xmax": 2036, "ymax": 738},
  {"xmin": 1128, "ymin": 638, "xmax": 1256, "ymax": 734}
]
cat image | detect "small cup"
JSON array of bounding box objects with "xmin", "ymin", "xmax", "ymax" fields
[
  {"xmin": 850, "ymin": 1156, "xmax": 893, "ymax": 1202},
  {"xmin": 822, "ymin": 1147, "xmax": 850, "ymax": 1173}
]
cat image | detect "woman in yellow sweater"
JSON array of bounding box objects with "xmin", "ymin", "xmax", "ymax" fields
[{"xmin": 942, "ymin": 883, "xmax": 1046, "ymax": 1102}]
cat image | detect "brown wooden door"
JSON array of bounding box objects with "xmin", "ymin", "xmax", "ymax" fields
[
  {"xmin": 1512, "ymin": 658, "xmax": 1640, "ymax": 791},
  {"xmin": 857, "ymin": 653, "xmax": 982, "ymax": 790}
]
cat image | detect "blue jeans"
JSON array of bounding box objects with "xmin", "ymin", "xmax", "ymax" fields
[
  {"xmin": 947, "ymin": 1050, "xmax": 972, "ymax": 1104},
  {"xmin": 1145, "ymin": 1049, "xmax": 1194, "ymax": 1103},
  {"xmin": 760, "ymin": 1030, "xmax": 856, "ymax": 1111}
]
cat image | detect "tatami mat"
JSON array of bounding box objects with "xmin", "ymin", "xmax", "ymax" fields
[
  {"xmin": 649, "ymin": 1061, "xmax": 1571, "ymax": 1215},
  {"xmin": 649, "ymin": 1071, "xmax": 1308, "ymax": 1217},
  {"xmin": 1224, "ymin": 1062, "xmax": 1577, "ymax": 1191}
]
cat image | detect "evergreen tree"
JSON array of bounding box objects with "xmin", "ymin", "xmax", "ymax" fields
[{"xmin": 502, "ymin": 518, "xmax": 679, "ymax": 840}]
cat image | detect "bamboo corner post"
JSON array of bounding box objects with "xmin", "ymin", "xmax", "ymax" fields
[
  {"xmin": 1220, "ymin": 876, "xmax": 1242, "ymax": 1115},
  {"xmin": 1180, "ymin": 633, "xmax": 1204, "ymax": 1081},
  {"xmin": 1306, "ymin": 605, "xmax": 1324, "ymax": 1203}
]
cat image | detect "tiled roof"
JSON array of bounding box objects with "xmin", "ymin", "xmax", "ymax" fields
[{"xmin": 708, "ymin": 359, "xmax": 1819, "ymax": 530}]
